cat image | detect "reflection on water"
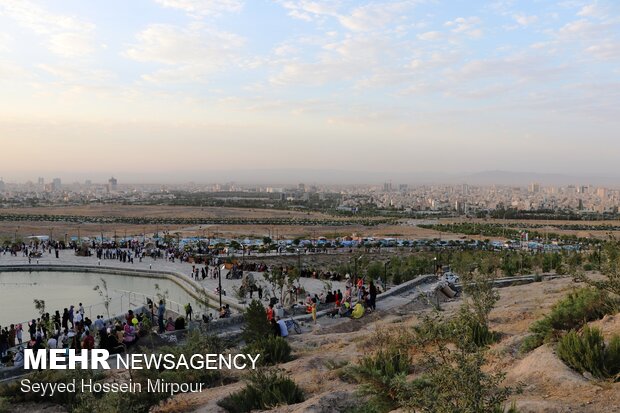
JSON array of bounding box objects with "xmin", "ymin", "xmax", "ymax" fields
[{"xmin": 0, "ymin": 271, "xmax": 205, "ymax": 326}]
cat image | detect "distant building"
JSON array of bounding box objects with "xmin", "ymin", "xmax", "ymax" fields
[
  {"xmin": 298, "ymin": 183, "xmax": 305, "ymax": 192},
  {"xmin": 108, "ymin": 176, "xmax": 118, "ymax": 191},
  {"xmin": 37, "ymin": 177, "xmax": 44, "ymax": 186},
  {"xmin": 52, "ymin": 178, "xmax": 62, "ymax": 191},
  {"xmin": 399, "ymin": 184, "xmax": 408, "ymax": 192},
  {"xmin": 528, "ymin": 182, "xmax": 540, "ymax": 193},
  {"xmin": 383, "ymin": 182, "xmax": 392, "ymax": 192},
  {"xmin": 0, "ymin": 178, "xmax": 5, "ymax": 192}
]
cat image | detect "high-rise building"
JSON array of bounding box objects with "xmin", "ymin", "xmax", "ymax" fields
[
  {"xmin": 37, "ymin": 177, "xmax": 44, "ymax": 186},
  {"xmin": 383, "ymin": 182, "xmax": 392, "ymax": 192},
  {"xmin": 0, "ymin": 178, "xmax": 5, "ymax": 192},
  {"xmin": 52, "ymin": 178, "xmax": 61, "ymax": 191},
  {"xmin": 528, "ymin": 182, "xmax": 540, "ymax": 193},
  {"xmin": 108, "ymin": 177, "xmax": 118, "ymax": 191}
]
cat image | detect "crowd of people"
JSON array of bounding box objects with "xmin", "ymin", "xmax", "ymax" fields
[{"xmin": 0, "ymin": 295, "xmax": 196, "ymax": 370}]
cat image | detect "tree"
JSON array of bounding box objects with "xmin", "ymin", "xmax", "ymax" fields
[
  {"xmin": 575, "ymin": 238, "xmax": 620, "ymax": 297},
  {"xmin": 242, "ymin": 300, "xmax": 270, "ymax": 344},
  {"xmin": 93, "ymin": 278, "xmax": 112, "ymax": 319}
]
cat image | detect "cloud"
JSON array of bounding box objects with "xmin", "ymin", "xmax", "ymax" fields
[
  {"xmin": 0, "ymin": 60, "xmax": 24, "ymax": 80},
  {"xmin": 417, "ymin": 31, "xmax": 442, "ymax": 41},
  {"xmin": 444, "ymin": 16, "xmax": 483, "ymax": 38},
  {"xmin": 153, "ymin": 0, "xmax": 243, "ymax": 16},
  {"xmin": 577, "ymin": 3, "xmax": 609, "ymax": 19},
  {"xmin": 338, "ymin": 1, "xmax": 416, "ymax": 32},
  {"xmin": 513, "ymin": 13, "xmax": 538, "ymax": 26},
  {"xmin": 125, "ymin": 23, "xmax": 245, "ymax": 83},
  {"xmin": 277, "ymin": 0, "xmax": 420, "ymax": 32},
  {"xmin": 587, "ymin": 40, "xmax": 620, "ymax": 60},
  {"xmin": 0, "ymin": 0, "xmax": 95, "ymax": 57},
  {"xmin": 0, "ymin": 32, "xmax": 12, "ymax": 52},
  {"xmin": 276, "ymin": 0, "xmax": 340, "ymax": 22},
  {"xmin": 269, "ymin": 33, "xmax": 398, "ymax": 86},
  {"xmin": 37, "ymin": 63, "xmax": 114, "ymax": 84},
  {"xmin": 48, "ymin": 33, "xmax": 95, "ymax": 58}
]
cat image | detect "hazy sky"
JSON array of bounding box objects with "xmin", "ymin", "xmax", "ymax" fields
[{"xmin": 0, "ymin": 0, "xmax": 619, "ymax": 182}]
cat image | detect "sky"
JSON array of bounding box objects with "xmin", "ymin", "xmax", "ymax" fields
[{"xmin": 0, "ymin": 0, "xmax": 619, "ymax": 183}]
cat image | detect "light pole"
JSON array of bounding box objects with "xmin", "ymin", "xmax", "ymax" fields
[
  {"xmin": 353, "ymin": 255, "xmax": 363, "ymax": 286},
  {"xmin": 14, "ymin": 226, "xmax": 19, "ymax": 244},
  {"xmin": 383, "ymin": 259, "xmax": 390, "ymax": 291},
  {"xmin": 219, "ymin": 264, "xmax": 225, "ymax": 309}
]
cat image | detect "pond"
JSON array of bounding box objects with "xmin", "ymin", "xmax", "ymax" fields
[{"xmin": 0, "ymin": 271, "xmax": 208, "ymax": 327}]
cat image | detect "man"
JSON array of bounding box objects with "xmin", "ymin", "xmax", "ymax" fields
[
  {"xmin": 157, "ymin": 300, "xmax": 166, "ymax": 333},
  {"xmin": 185, "ymin": 303, "xmax": 193, "ymax": 321},
  {"xmin": 82, "ymin": 330, "xmax": 95, "ymax": 351}
]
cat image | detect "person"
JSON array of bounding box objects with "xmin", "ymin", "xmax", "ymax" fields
[
  {"xmin": 82, "ymin": 330, "xmax": 95, "ymax": 351},
  {"xmin": 351, "ymin": 302, "xmax": 365, "ymax": 319},
  {"xmin": 165, "ymin": 317, "xmax": 175, "ymax": 331},
  {"xmin": 47, "ymin": 335, "xmax": 58, "ymax": 350},
  {"xmin": 271, "ymin": 318, "xmax": 280, "ymax": 337},
  {"xmin": 369, "ymin": 280, "xmax": 377, "ymax": 311},
  {"xmin": 338, "ymin": 302, "xmax": 352, "ymax": 317},
  {"xmin": 185, "ymin": 303, "xmax": 193, "ymax": 321},
  {"xmin": 29, "ymin": 320, "xmax": 36, "ymax": 340},
  {"xmin": 157, "ymin": 300, "xmax": 166, "ymax": 333},
  {"xmin": 277, "ymin": 318, "xmax": 289, "ymax": 337},
  {"xmin": 13, "ymin": 347, "xmax": 24, "ymax": 368},
  {"xmin": 8, "ymin": 324, "xmax": 15, "ymax": 348},
  {"xmin": 311, "ymin": 301, "xmax": 317, "ymax": 324},
  {"xmin": 16, "ymin": 324, "xmax": 22, "ymax": 345},
  {"xmin": 266, "ymin": 304, "xmax": 274, "ymax": 321}
]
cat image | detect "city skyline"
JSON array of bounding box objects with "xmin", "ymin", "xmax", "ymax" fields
[{"xmin": 0, "ymin": 0, "xmax": 619, "ymax": 177}]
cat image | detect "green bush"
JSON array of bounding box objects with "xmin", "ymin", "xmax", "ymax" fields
[
  {"xmin": 242, "ymin": 299, "xmax": 271, "ymax": 344},
  {"xmin": 217, "ymin": 369, "xmax": 304, "ymax": 413},
  {"xmin": 522, "ymin": 288, "xmax": 617, "ymax": 353},
  {"xmin": 346, "ymin": 347, "xmax": 411, "ymax": 412},
  {"xmin": 520, "ymin": 334, "xmax": 544, "ymax": 354},
  {"xmin": 0, "ymin": 397, "xmax": 10, "ymax": 413},
  {"xmin": 557, "ymin": 326, "xmax": 620, "ymax": 379},
  {"xmin": 243, "ymin": 335, "xmax": 292, "ymax": 365}
]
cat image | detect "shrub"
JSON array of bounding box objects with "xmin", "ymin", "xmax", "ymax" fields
[
  {"xmin": 520, "ymin": 334, "xmax": 544, "ymax": 354},
  {"xmin": 346, "ymin": 347, "xmax": 411, "ymax": 412},
  {"xmin": 0, "ymin": 397, "xmax": 9, "ymax": 413},
  {"xmin": 217, "ymin": 369, "xmax": 304, "ymax": 413},
  {"xmin": 242, "ymin": 300, "xmax": 270, "ymax": 344},
  {"xmin": 521, "ymin": 288, "xmax": 617, "ymax": 353},
  {"xmin": 243, "ymin": 336, "xmax": 292, "ymax": 365},
  {"xmin": 556, "ymin": 326, "xmax": 620, "ymax": 379}
]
